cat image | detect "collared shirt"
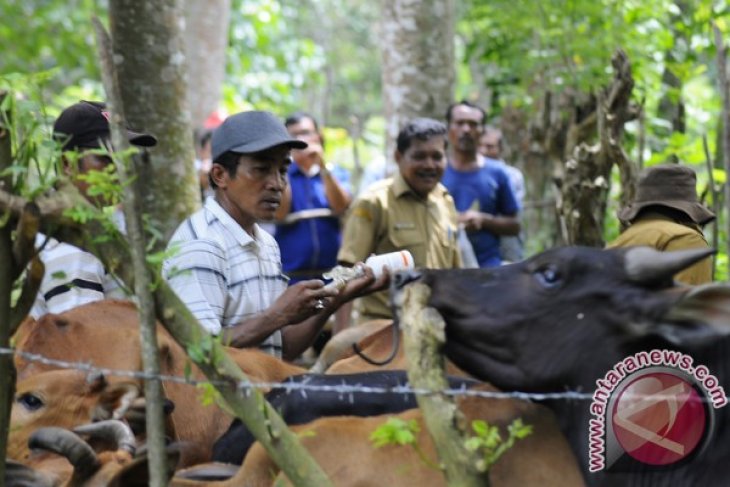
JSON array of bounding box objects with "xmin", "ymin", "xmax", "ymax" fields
[
  {"xmin": 441, "ymin": 159, "xmax": 519, "ymax": 268},
  {"xmin": 30, "ymin": 234, "xmax": 128, "ymax": 319},
  {"xmin": 607, "ymin": 212, "xmax": 713, "ymax": 285},
  {"xmin": 485, "ymin": 157, "xmax": 525, "ymax": 263},
  {"xmin": 163, "ymin": 197, "xmax": 288, "ymax": 357},
  {"xmin": 275, "ymin": 162, "xmax": 350, "ymax": 282},
  {"xmin": 338, "ymin": 172, "xmax": 462, "ymax": 322}
]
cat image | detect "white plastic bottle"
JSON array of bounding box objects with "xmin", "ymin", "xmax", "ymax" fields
[{"xmin": 365, "ymin": 250, "xmax": 415, "ymax": 279}]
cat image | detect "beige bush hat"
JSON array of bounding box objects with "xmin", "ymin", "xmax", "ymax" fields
[{"xmin": 617, "ymin": 164, "xmax": 715, "ymax": 225}]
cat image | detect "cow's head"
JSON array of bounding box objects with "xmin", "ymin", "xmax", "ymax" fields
[
  {"xmin": 9, "ymin": 370, "xmax": 141, "ymax": 463},
  {"xmin": 398, "ymin": 246, "xmax": 728, "ymax": 391}
]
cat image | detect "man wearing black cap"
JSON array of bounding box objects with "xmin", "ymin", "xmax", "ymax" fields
[
  {"xmin": 30, "ymin": 101, "xmax": 157, "ymax": 318},
  {"xmin": 607, "ymin": 163, "xmax": 715, "ymax": 284},
  {"xmin": 163, "ymin": 111, "xmax": 379, "ymax": 360}
]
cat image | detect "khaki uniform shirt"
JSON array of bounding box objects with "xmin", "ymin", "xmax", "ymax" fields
[
  {"xmin": 338, "ymin": 172, "xmax": 462, "ymax": 321},
  {"xmin": 607, "ymin": 212, "xmax": 712, "ymax": 285}
]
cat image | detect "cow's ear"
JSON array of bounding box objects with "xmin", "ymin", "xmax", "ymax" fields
[
  {"xmin": 92, "ymin": 381, "xmax": 142, "ymax": 422},
  {"xmin": 651, "ymin": 284, "xmax": 730, "ymax": 345}
]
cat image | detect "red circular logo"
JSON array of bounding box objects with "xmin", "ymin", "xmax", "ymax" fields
[{"xmin": 612, "ymin": 372, "xmax": 706, "ymax": 466}]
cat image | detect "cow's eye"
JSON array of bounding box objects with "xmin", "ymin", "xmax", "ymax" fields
[
  {"xmin": 535, "ymin": 265, "xmax": 561, "ymax": 287},
  {"xmin": 17, "ymin": 393, "xmax": 44, "ymax": 411}
]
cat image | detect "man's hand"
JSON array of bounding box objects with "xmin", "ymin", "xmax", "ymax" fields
[
  {"xmin": 336, "ymin": 264, "xmax": 390, "ymax": 305},
  {"xmin": 268, "ymin": 279, "xmax": 339, "ymax": 325},
  {"xmin": 297, "ymin": 142, "xmax": 325, "ymax": 167},
  {"xmin": 459, "ymin": 210, "xmax": 487, "ymax": 232}
]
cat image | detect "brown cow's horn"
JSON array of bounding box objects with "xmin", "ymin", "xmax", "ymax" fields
[
  {"xmin": 74, "ymin": 419, "xmax": 137, "ymax": 456},
  {"xmin": 28, "ymin": 427, "xmax": 100, "ymax": 478},
  {"xmin": 624, "ymin": 246, "xmax": 716, "ymax": 283}
]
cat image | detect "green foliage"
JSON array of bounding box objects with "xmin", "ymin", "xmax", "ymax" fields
[
  {"xmin": 371, "ymin": 415, "xmax": 533, "ymax": 473},
  {"xmin": 196, "ymin": 381, "xmax": 222, "ymax": 407},
  {"xmin": 0, "ymin": 1, "xmax": 105, "ymax": 96},
  {"xmin": 465, "ymin": 418, "xmax": 533, "ymax": 471},
  {"xmin": 370, "ymin": 417, "xmax": 439, "ymax": 470},
  {"xmin": 371, "ymin": 417, "xmax": 420, "ymax": 448},
  {"xmin": 0, "ymin": 72, "xmax": 61, "ymax": 195}
]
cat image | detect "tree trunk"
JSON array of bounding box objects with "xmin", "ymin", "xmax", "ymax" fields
[
  {"xmin": 109, "ymin": 0, "xmax": 200, "ymax": 243},
  {"xmin": 0, "ymin": 184, "xmax": 334, "ymax": 487},
  {"xmin": 0, "ymin": 91, "xmax": 14, "ymax": 480},
  {"xmin": 713, "ymin": 23, "xmax": 730, "ymax": 278},
  {"xmin": 183, "ymin": 0, "xmax": 230, "ymax": 128},
  {"xmin": 379, "ymin": 0, "xmax": 455, "ymax": 159},
  {"xmin": 555, "ymin": 50, "xmax": 637, "ymax": 246},
  {"xmin": 94, "ymin": 18, "xmax": 170, "ymax": 486},
  {"xmin": 399, "ymin": 282, "xmax": 489, "ymax": 487}
]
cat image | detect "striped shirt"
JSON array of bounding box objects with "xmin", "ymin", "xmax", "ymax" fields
[
  {"xmin": 30, "ymin": 234, "xmax": 128, "ymax": 319},
  {"xmin": 163, "ymin": 197, "xmax": 288, "ymax": 358}
]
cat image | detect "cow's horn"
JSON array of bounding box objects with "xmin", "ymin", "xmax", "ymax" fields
[
  {"xmin": 624, "ymin": 246, "xmax": 716, "ymax": 283},
  {"xmin": 74, "ymin": 419, "xmax": 136, "ymax": 456},
  {"xmin": 28, "ymin": 427, "xmax": 100, "ymax": 478}
]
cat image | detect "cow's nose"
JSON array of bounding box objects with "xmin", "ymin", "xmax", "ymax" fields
[{"xmin": 392, "ymin": 269, "xmax": 422, "ymax": 289}]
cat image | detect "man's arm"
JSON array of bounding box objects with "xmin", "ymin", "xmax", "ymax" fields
[
  {"xmin": 320, "ymin": 164, "xmax": 351, "ymax": 215},
  {"xmin": 220, "ymin": 278, "xmax": 338, "ymax": 354},
  {"xmin": 459, "ymin": 166, "xmax": 521, "ymax": 236},
  {"xmin": 459, "ymin": 211, "xmax": 520, "ymax": 236}
]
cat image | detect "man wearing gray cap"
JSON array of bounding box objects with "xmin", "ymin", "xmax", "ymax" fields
[
  {"xmin": 607, "ymin": 163, "xmax": 715, "ymax": 284},
  {"xmin": 164, "ymin": 111, "xmax": 380, "ymax": 360}
]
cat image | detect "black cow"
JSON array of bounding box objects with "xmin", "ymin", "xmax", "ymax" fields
[
  {"xmin": 395, "ymin": 246, "xmax": 730, "ymax": 486},
  {"xmin": 212, "ymin": 370, "xmax": 477, "ymax": 464}
]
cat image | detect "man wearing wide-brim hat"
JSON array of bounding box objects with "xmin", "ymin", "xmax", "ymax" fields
[{"xmin": 607, "ymin": 163, "xmax": 715, "ymax": 285}]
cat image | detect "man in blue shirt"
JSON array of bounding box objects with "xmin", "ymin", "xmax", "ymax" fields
[
  {"xmin": 480, "ymin": 126, "xmax": 526, "ymax": 263},
  {"xmin": 275, "ymin": 113, "xmax": 352, "ymax": 282},
  {"xmin": 441, "ymin": 101, "xmax": 520, "ymax": 268}
]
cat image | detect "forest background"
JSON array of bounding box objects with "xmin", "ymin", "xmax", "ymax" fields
[
  {"xmin": 1, "ymin": 0, "xmax": 730, "ymax": 276},
  {"xmin": 1, "ymin": 1, "xmax": 730, "ymax": 483}
]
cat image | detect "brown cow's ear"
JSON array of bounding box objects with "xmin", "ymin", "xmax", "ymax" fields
[{"xmin": 92, "ymin": 382, "xmax": 141, "ymax": 422}]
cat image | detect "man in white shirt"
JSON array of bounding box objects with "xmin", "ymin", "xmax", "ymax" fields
[
  {"xmin": 164, "ymin": 111, "xmax": 381, "ymax": 360},
  {"xmin": 30, "ymin": 101, "xmax": 157, "ymax": 318}
]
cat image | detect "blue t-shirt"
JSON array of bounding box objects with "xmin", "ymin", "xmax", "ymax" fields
[
  {"xmin": 275, "ymin": 163, "xmax": 351, "ymax": 283},
  {"xmin": 441, "ymin": 160, "xmax": 519, "ymax": 268}
]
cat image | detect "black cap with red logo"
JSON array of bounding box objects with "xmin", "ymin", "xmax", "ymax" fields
[{"xmin": 53, "ymin": 101, "xmax": 157, "ymax": 152}]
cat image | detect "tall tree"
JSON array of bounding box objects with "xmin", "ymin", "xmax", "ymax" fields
[
  {"xmin": 184, "ymin": 0, "xmax": 231, "ymax": 127},
  {"xmin": 109, "ymin": 0, "xmax": 200, "ymax": 242},
  {"xmin": 379, "ymin": 0, "xmax": 455, "ymax": 159}
]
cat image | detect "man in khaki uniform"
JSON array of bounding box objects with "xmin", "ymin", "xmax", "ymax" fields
[
  {"xmin": 338, "ymin": 118, "xmax": 461, "ymax": 322},
  {"xmin": 607, "ymin": 163, "xmax": 715, "ymax": 285}
]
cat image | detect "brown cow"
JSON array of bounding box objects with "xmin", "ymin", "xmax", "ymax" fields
[
  {"xmin": 9, "ymin": 370, "xmax": 140, "ymax": 463},
  {"xmin": 12, "ymin": 299, "xmax": 307, "ymax": 465},
  {"xmin": 236, "ymin": 384, "xmax": 584, "ymax": 487},
  {"xmin": 309, "ymin": 319, "xmax": 392, "ymax": 372},
  {"xmin": 6, "ymin": 420, "xmax": 178, "ymax": 487},
  {"xmin": 324, "ymin": 323, "xmax": 470, "ymax": 377}
]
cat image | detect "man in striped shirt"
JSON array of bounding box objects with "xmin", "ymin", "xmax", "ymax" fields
[
  {"xmin": 164, "ymin": 111, "xmax": 380, "ymax": 360},
  {"xmin": 30, "ymin": 101, "xmax": 157, "ymax": 318}
]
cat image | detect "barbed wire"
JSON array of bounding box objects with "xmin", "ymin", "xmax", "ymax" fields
[
  {"xmin": 1, "ymin": 346, "xmax": 594, "ymax": 400},
  {"xmin": 3, "ymin": 347, "xmax": 725, "ymax": 404}
]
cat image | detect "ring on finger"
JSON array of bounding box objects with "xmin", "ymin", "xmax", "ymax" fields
[{"xmin": 314, "ymin": 298, "xmax": 325, "ymax": 310}]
